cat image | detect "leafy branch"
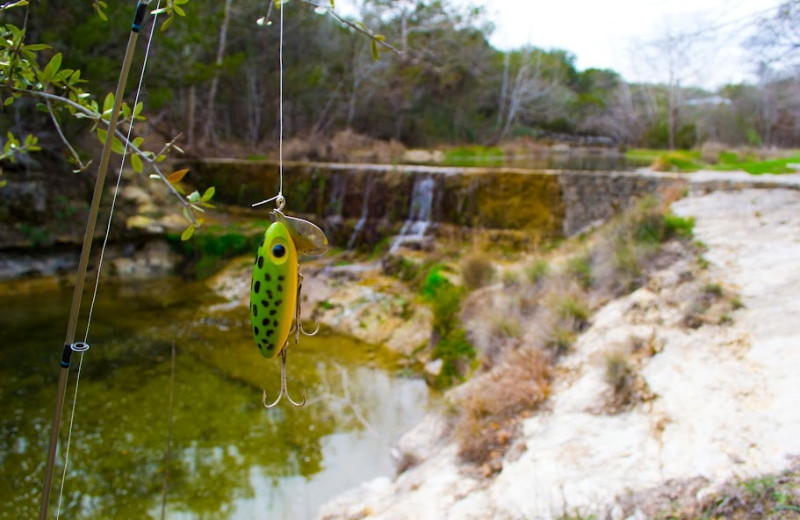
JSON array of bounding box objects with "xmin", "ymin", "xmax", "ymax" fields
[
  {"xmin": 299, "ymin": 0, "xmax": 402, "ymax": 59},
  {"xmin": 1, "ymin": 7, "xmax": 211, "ymax": 239},
  {"xmin": 254, "ymin": 0, "xmax": 402, "ymax": 59}
]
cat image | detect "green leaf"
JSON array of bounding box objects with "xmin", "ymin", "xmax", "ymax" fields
[
  {"xmin": 95, "ymin": 129, "xmax": 125, "ymax": 154},
  {"xmin": 329, "ymin": 0, "xmax": 335, "ymax": 7},
  {"xmin": 102, "ymin": 92, "xmax": 114, "ymax": 119},
  {"xmin": 3, "ymin": 97, "xmax": 14, "ymax": 107},
  {"xmin": 160, "ymin": 15, "xmax": 174, "ymax": 31},
  {"xmin": 201, "ymin": 186, "xmax": 215, "ymax": 201},
  {"xmin": 371, "ymin": 39, "xmax": 379, "ymax": 61},
  {"xmin": 187, "ymin": 190, "xmax": 201, "ymax": 203},
  {"xmin": 173, "ymin": 3, "xmax": 185, "ymax": 16},
  {"xmin": 181, "ymin": 225, "xmax": 195, "ymax": 241},
  {"xmin": 111, "ymin": 137, "xmax": 125, "ymax": 155},
  {"xmin": 130, "ymin": 153, "xmax": 143, "ymax": 173},
  {"xmin": 41, "ymin": 53, "xmax": 62, "ymax": 83}
]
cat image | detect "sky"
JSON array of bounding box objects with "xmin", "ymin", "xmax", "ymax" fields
[
  {"xmin": 476, "ymin": 0, "xmax": 784, "ymax": 88},
  {"xmin": 337, "ymin": 0, "xmax": 786, "ymax": 89}
]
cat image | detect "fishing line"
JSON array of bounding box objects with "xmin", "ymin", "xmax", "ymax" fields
[
  {"xmin": 279, "ymin": 0, "xmax": 285, "ymax": 198},
  {"xmin": 251, "ymin": 0, "xmax": 286, "ymax": 210},
  {"xmin": 54, "ymin": 2, "xmax": 161, "ymax": 517}
]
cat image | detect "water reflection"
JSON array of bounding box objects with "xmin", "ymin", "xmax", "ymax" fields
[{"xmin": 0, "ymin": 280, "xmax": 428, "ymax": 519}]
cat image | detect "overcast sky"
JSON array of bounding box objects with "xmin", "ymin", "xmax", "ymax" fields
[
  {"xmin": 336, "ymin": 0, "xmax": 785, "ymax": 89},
  {"xmin": 477, "ymin": 0, "xmax": 784, "ymax": 88}
]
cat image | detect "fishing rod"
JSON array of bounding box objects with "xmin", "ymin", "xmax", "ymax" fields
[{"xmin": 39, "ymin": 2, "xmax": 150, "ymax": 518}]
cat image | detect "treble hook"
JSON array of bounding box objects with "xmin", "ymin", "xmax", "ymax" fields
[
  {"xmin": 291, "ymin": 272, "xmax": 320, "ymax": 343},
  {"xmin": 263, "ymin": 347, "xmax": 306, "ymax": 408}
]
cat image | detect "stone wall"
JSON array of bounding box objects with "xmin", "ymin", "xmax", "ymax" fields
[
  {"xmin": 559, "ymin": 171, "xmax": 688, "ymax": 236},
  {"xmin": 184, "ymin": 159, "xmax": 687, "ymax": 248}
]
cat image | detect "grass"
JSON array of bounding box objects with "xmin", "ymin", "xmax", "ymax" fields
[
  {"xmin": 557, "ymin": 295, "xmax": 591, "ymax": 330},
  {"xmin": 712, "ymin": 153, "xmax": 800, "ymax": 174},
  {"xmin": 421, "ymin": 265, "xmax": 475, "ymax": 388},
  {"xmin": 526, "ymin": 258, "xmax": 550, "ymax": 284},
  {"xmin": 566, "ymin": 253, "xmax": 594, "ymax": 289},
  {"xmin": 443, "ymin": 145, "xmax": 505, "ymax": 167},
  {"xmin": 605, "ymin": 352, "xmax": 636, "ymax": 409},
  {"xmin": 651, "ymin": 150, "xmax": 705, "ymax": 172},
  {"xmin": 627, "ymin": 147, "xmax": 800, "ymax": 175},
  {"xmin": 690, "ymin": 470, "xmax": 800, "ymax": 519}
]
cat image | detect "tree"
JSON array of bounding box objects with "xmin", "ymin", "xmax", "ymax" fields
[
  {"xmin": 494, "ymin": 48, "xmax": 576, "ymax": 141},
  {"xmin": 748, "ymin": 0, "xmax": 800, "ymax": 68}
]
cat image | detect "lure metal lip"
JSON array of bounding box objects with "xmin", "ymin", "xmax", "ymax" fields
[{"xmin": 272, "ymin": 210, "xmax": 329, "ymax": 256}]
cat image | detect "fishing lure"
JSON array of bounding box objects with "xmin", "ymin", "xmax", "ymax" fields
[{"xmin": 251, "ymin": 203, "xmax": 328, "ymax": 407}]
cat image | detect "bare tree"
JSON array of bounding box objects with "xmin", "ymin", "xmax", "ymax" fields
[
  {"xmin": 495, "ymin": 48, "xmax": 561, "ymax": 141},
  {"xmin": 748, "ymin": 0, "xmax": 800, "ymax": 67},
  {"xmin": 632, "ymin": 20, "xmax": 716, "ymax": 149},
  {"xmin": 202, "ymin": 0, "xmax": 234, "ymax": 147}
]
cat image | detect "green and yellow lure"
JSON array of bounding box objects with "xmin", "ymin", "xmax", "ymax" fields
[
  {"xmin": 250, "ymin": 209, "xmax": 328, "ymax": 407},
  {"xmin": 250, "ymin": 220, "xmax": 298, "ymax": 358}
]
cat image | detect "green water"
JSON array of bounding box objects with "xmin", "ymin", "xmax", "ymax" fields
[{"xmin": 0, "ymin": 279, "xmax": 429, "ymax": 519}]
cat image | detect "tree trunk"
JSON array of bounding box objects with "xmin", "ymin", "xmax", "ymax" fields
[{"xmin": 202, "ymin": 0, "xmax": 233, "ymax": 148}]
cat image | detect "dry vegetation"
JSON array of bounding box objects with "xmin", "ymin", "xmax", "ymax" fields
[
  {"xmin": 442, "ymin": 192, "xmax": 700, "ymax": 472},
  {"xmin": 283, "ymin": 129, "xmax": 406, "ymax": 163}
]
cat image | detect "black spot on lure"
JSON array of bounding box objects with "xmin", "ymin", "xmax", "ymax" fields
[{"xmin": 250, "ymin": 209, "xmax": 328, "ymax": 407}]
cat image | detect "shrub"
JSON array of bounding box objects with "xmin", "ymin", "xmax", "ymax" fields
[
  {"xmin": 664, "ymin": 214, "xmax": 694, "ymax": 239},
  {"xmin": 422, "ymin": 265, "xmax": 463, "ymax": 333},
  {"xmin": 457, "ymin": 349, "xmax": 550, "ymax": 466},
  {"xmin": 461, "ymin": 254, "xmax": 495, "ymax": 291},
  {"xmin": 605, "ymin": 353, "xmax": 634, "ymax": 396},
  {"xmin": 432, "ymin": 328, "xmax": 476, "ymax": 388},
  {"xmin": 628, "ymin": 197, "xmax": 694, "ymax": 246}
]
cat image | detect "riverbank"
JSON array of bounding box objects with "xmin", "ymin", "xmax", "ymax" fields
[{"xmin": 317, "ymin": 186, "xmax": 800, "ymax": 519}]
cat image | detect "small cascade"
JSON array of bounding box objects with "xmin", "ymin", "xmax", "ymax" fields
[
  {"xmin": 389, "ymin": 176, "xmax": 435, "ymax": 253},
  {"xmin": 347, "ymin": 176, "xmax": 373, "ymax": 249},
  {"xmin": 326, "ymin": 174, "xmax": 348, "ymax": 217}
]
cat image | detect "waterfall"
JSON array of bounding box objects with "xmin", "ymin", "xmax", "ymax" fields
[
  {"xmin": 389, "ymin": 176, "xmax": 435, "ymax": 253},
  {"xmin": 327, "ymin": 174, "xmax": 347, "ymax": 217},
  {"xmin": 347, "ymin": 176, "xmax": 373, "ymax": 249}
]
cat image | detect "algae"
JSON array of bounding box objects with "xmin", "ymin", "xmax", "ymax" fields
[{"xmin": 0, "ymin": 279, "xmax": 428, "ymax": 519}]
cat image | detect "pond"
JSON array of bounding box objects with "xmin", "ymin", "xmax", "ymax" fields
[{"xmin": 0, "ymin": 278, "xmax": 429, "ymax": 520}]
